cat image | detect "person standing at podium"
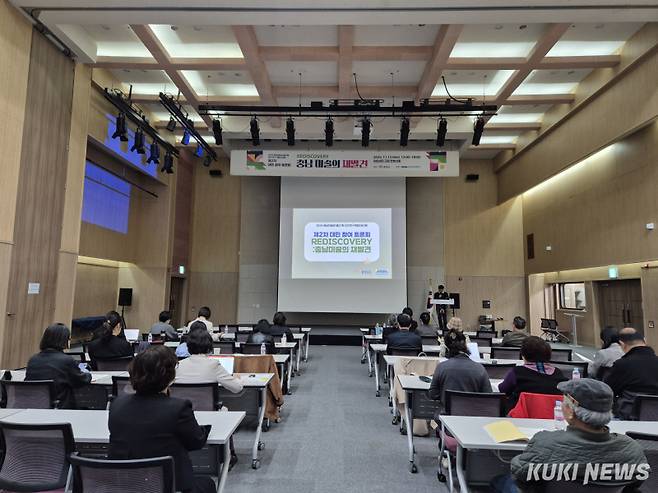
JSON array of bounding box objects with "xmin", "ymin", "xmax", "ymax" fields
[{"xmin": 433, "ymin": 284, "xmax": 450, "ymax": 331}]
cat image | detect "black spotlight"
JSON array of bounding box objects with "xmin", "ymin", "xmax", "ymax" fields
[
  {"xmin": 181, "ymin": 129, "xmax": 191, "ymax": 146},
  {"xmin": 112, "ymin": 112, "xmax": 128, "ymax": 141},
  {"xmin": 212, "ymin": 119, "xmax": 223, "ymax": 146},
  {"xmin": 436, "ymin": 117, "xmax": 448, "ymax": 147},
  {"xmin": 399, "ymin": 117, "xmax": 410, "ymax": 147},
  {"xmin": 131, "ymin": 127, "xmax": 146, "ymax": 154},
  {"xmin": 161, "ymin": 150, "xmax": 174, "ymax": 174},
  {"xmin": 361, "ymin": 117, "xmax": 371, "ymax": 147},
  {"xmin": 250, "ymin": 116, "xmax": 260, "ymax": 146},
  {"xmin": 472, "ymin": 116, "xmax": 485, "ymax": 146},
  {"xmin": 203, "ymin": 154, "xmax": 213, "ymax": 167},
  {"xmin": 166, "ymin": 116, "xmax": 176, "ymax": 132},
  {"xmin": 286, "ymin": 117, "xmax": 295, "ymax": 146},
  {"xmin": 146, "ymin": 140, "xmax": 160, "ymax": 164},
  {"xmin": 324, "ymin": 118, "xmax": 334, "ymax": 147}
]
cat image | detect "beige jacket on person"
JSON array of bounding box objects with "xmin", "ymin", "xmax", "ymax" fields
[
  {"xmin": 393, "ymin": 357, "xmax": 441, "ymax": 436},
  {"xmin": 175, "ymin": 354, "xmax": 244, "ymax": 394}
]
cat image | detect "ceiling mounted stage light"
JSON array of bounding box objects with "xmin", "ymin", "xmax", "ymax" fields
[
  {"xmin": 195, "ymin": 143, "xmax": 204, "ymax": 158},
  {"xmin": 112, "ymin": 112, "xmax": 128, "ymax": 142},
  {"xmin": 324, "ymin": 118, "xmax": 334, "ymax": 147},
  {"xmin": 181, "ymin": 129, "xmax": 191, "ymax": 146},
  {"xmin": 131, "ymin": 127, "xmax": 146, "ymax": 154},
  {"xmin": 166, "ymin": 116, "xmax": 176, "ymax": 132},
  {"xmin": 161, "ymin": 150, "xmax": 174, "ymax": 174},
  {"xmin": 361, "ymin": 117, "xmax": 371, "ymax": 147},
  {"xmin": 472, "ymin": 116, "xmax": 485, "ymax": 146},
  {"xmin": 146, "ymin": 140, "xmax": 160, "ymax": 164},
  {"xmin": 285, "ymin": 117, "xmax": 295, "ymax": 146},
  {"xmin": 212, "ymin": 119, "xmax": 223, "ymax": 146},
  {"xmin": 399, "ymin": 117, "xmax": 410, "ymax": 147},
  {"xmin": 436, "ymin": 117, "xmax": 448, "ymax": 147},
  {"xmin": 250, "ymin": 116, "xmax": 260, "ymax": 146},
  {"xmin": 203, "ymin": 154, "xmax": 213, "ymax": 167}
]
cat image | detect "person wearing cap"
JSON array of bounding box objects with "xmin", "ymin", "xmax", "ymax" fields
[
  {"xmin": 437, "ymin": 317, "xmax": 470, "ymax": 357},
  {"xmin": 501, "ymin": 316, "xmax": 529, "ymax": 347},
  {"xmin": 500, "ymin": 378, "xmax": 647, "ymax": 492},
  {"xmin": 498, "ymin": 336, "xmax": 567, "ymax": 410},
  {"xmin": 386, "ymin": 313, "xmax": 422, "ymax": 354},
  {"xmin": 604, "ymin": 327, "xmax": 658, "ymax": 419}
]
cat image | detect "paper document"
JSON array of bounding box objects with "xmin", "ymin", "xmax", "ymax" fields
[{"xmin": 485, "ymin": 420, "xmax": 537, "ymax": 443}]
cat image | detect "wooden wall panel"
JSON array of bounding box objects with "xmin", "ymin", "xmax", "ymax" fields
[
  {"xmin": 73, "ymin": 263, "xmax": 119, "ymax": 318},
  {"xmin": 3, "ymin": 31, "xmax": 75, "ymax": 368},
  {"xmin": 171, "ymin": 153, "xmax": 194, "ymax": 270}
]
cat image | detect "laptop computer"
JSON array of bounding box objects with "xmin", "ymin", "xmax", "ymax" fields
[
  {"xmin": 209, "ymin": 355, "xmax": 235, "ymax": 374},
  {"xmin": 124, "ymin": 329, "xmax": 140, "ymax": 342}
]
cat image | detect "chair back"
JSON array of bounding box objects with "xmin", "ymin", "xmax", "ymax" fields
[
  {"xmin": 242, "ymin": 342, "xmax": 274, "ymax": 355},
  {"xmin": 551, "ymin": 348, "xmax": 573, "ymax": 361},
  {"xmin": 219, "ymin": 388, "xmax": 260, "ymax": 425},
  {"xmin": 482, "ymin": 363, "xmax": 516, "ymax": 379},
  {"xmin": 626, "ymin": 432, "xmax": 658, "ymax": 492},
  {"xmin": 70, "ymin": 453, "xmax": 175, "ymax": 493},
  {"xmin": 597, "ymin": 366, "xmax": 613, "ymax": 381},
  {"xmin": 421, "ymin": 335, "xmax": 438, "ymax": 346},
  {"xmin": 549, "ymin": 360, "xmax": 588, "ymax": 378},
  {"xmin": 387, "ymin": 347, "xmax": 420, "ymax": 357},
  {"xmin": 471, "ymin": 337, "xmax": 492, "ymax": 348},
  {"xmin": 508, "ymin": 392, "xmax": 563, "ymax": 419},
  {"xmin": 444, "ymin": 390, "xmax": 506, "ymax": 417},
  {"xmin": 235, "ymin": 332, "xmax": 250, "ymax": 343},
  {"xmin": 169, "ymin": 382, "xmax": 220, "ymax": 411},
  {"xmin": 544, "ymin": 481, "xmax": 633, "ymax": 492},
  {"xmin": 634, "ymin": 395, "xmax": 658, "ymax": 421},
  {"xmin": 491, "ymin": 347, "xmax": 521, "ymax": 360},
  {"xmin": 1, "ymin": 380, "xmax": 56, "ymax": 409},
  {"xmin": 111, "ymin": 376, "xmax": 134, "ymax": 398},
  {"xmin": 65, "ymin": 351, "xmax": 87, "ymax": 363},
  {"xmin": 73, "ymin": 384, "xmax": 109, "ymax": 410},
  {"xmin": 213, "ymin": 341, "xmax": 236, "ymax": 355},
  {"xmin": 96, "ymin": 357, "xmax": 133, "ymax": 372},
  {"xmin": 476, "ymin": 331, "xmax": 495, "ymax": 339},
  {"xmin": 0, "ymin": 422, "xmax": 75, "ymax": 491}
]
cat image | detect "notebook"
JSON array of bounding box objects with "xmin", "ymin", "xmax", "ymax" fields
[
  {"xmin": 124, "ymin": 329, "xmax": 140, "ymax": 342},
  {"xmin": 209, "ymin": 355, "xmax": 235, "ymax": 374},
  {"xmin": 484, "ymin": 420, "xmax": 543, "ymax": 443}
]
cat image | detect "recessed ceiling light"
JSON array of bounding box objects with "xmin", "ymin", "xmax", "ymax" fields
[
  {"xmin": 170, "ymin": 25, "xmax": 178, "ymax": 31},
  {"xmin": 123, "ymin": 69, "xmax": 131, "ymax": 73},
  {"xmin": 418, "ymin": 24, "xmax": 426, "ymax": 27},
  {"xmin": 494, "ymin": 25, "xmax": 503, "ymax": 30},
  {"xmin": 451, "ymin": 72, "xmax": 457, "ymax": 76},
  {"xmin": 519, "ymin": 24, "xmax": 527, "ymax": 30}
]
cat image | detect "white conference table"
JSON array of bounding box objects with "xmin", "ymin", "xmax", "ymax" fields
[
  {"xmin": 0, "ymin": 408, "xmax": 244, "ymax": 493},
  {"xmin": 439, "ymin": 415, "xmax": 658, "ymax": 493},
  {"xmin": 369, "ymin": 344, "xmax": 442, "ymax": 396},
  {"xmin": 6, "ymin": 370, "xmax": 126, "ymax": 386}
]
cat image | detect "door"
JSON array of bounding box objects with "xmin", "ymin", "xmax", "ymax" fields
[
  {"xmin": 597, "ymin": 279, "xmax": 644, "ymax": 333},
  {"xmin": 169, "ymin": 277, "xmax": 186, "ymax": 328}
]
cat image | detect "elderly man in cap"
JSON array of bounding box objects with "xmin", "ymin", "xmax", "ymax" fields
[{"xmin": 492, "ymin": 378, "xmax": 647, "ymax": 492}]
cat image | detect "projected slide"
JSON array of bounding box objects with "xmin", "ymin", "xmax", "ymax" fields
[{"xmin": 292, "ymin": 208, "xmax": 392, "ymax": 279}]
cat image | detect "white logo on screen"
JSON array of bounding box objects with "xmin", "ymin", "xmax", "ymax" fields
[{"xmin": 304, "ymin": 222, "xmax": 380, "ymax": 263}]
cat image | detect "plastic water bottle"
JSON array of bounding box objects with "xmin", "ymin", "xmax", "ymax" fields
[
  {"xmin": 375, "ymin": 323, "xmax": 382, "ymax": 337},
  {"xmin": 282, "ymin": 333, "xmax": 287, "ymax": 344},
  {"xmin": 554, "ymin": 401, "xmax": 565, "ymax": 430},
  {"xmin": 260, "ymin": 343, "xmax": 266, "ymax": 355},
  {"xmin": 223, "ymin": 325, "xmax": 229, "ymax": 335},
  {"xmin": 147, "ymin": 333, "xmax": 153, "ymax": 343},
  {"xmin": 572, "ymin": 368, "xmax": 581, "ymax": 380}
]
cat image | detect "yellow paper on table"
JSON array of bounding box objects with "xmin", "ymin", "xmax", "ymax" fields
[{"xmin": 485, "ymin": 420, "xmax": 531, "ymax": 443}]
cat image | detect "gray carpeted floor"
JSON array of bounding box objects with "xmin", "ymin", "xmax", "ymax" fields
[{"xmin": 226, "ymin": 345, "xmax": 450, "ymax": 492}]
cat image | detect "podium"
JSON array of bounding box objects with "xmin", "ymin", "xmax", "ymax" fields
[{"xmin": 430, "ymin": 299, "xmax": 455, "ymax": 306}]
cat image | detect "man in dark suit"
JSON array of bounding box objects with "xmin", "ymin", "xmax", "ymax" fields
[
  {"xmin": 387, "ymin": 313, "xmax": 422, "ymax": 354},
  {"xmin": 433, "ymin": 284, "xmax": 451, "ymax": 331},
  {"xmin": 108, "ymin": 346, "xmax": 214, "ymax": 493}
]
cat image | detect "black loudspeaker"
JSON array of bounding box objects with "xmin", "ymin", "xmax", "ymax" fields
[
  {"xmin": 118, "ymin": 288, "xmax": 133, "ymax": 307},
  {"xmin": 465, "ymin": 174, "xmax": 479, "ymax": 182},
  {"xmin": 450, "ymin": 293, "xmax": 461, "ymax": 310},
  {"xmin": 209, "ymin": 169, "xmax": 223, "ymax": 177}
]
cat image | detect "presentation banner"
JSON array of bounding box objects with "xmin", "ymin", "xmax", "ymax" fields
[{"xmin": 230, "ymin": 149, "xmax": 459, "ymax": 177}]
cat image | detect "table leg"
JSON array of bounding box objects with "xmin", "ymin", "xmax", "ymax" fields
[
  {"xmin": 304, "ymin": 333, "xmax": 310, "ymax": 362},
  {"xmin": 251, "ymin": 387, "xmax": 266, "ymax": 469},
  {"xmin": 404, "ymin": 391, "xmax": 416, "ymax": 473},
  {"xmin": 216, "ymin": 441, "xmax": 230, "ymax": 493},
  {"xmin": 366, "ymin": 342, "xmax": 373, "ymax": 376},
  {"xmin": 361, "ymin": 335, "xmax": 367, "ymax": 363},
  {"xmin": 455, "ymin": 445, "xmax": 469, "ymax": 493},
  {"xmin": 296, "ymin": 344, "xmax": 301, "ymax": 374},
  {"xmin": 286, "ymin": 357, "xmax": 292, "ymax": 395},
  {"xmin": 374, "ymin": 351, "xmax": 381, "ymax": 396}
]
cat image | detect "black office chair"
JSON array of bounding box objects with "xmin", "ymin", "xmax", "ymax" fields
[
  {"xmin": 482, "ymin": 363, "xmax": 516, "ymax": 379},
  {"xmin": 111, "ymin": 376, "xmax": 134, "ymax": 398},
  {"xmin": 70, "ymin": 453, "xmax": 175, "ymax": 493},
  {"xmin": 95, "ymin": 356, "xmax": 133, "ymax": 372},
  {"xmin": 0, "ymin": 380, "xmax": 57, "ymax": 409},
  {"xmin": 626, "ymin": 432, "xmax": 658, "ymax": 492},
  {"xmin": 0, "ymin": 422, "xmax": 75, "ymax": 492},
  {"xmin": 242, "ymin": 342, "xmax": 275, "ymax": 354},
  {"xmin": 213, "ymin": 341, "xmax": 236, "ymax": 355},
  {"xmin": 235, "ymin": 332, "xmax": 250, "ymax": 343},
  {"xmin": 387, "ymin": 347, "xmax": 421, "ymax": 357},
  {"xmin": 471, "ymin": 337, "xmax": 492, "ymax": 348},
  {"xmin": 549, "ymin": 360, "xmax": 588, "ymax": 378},
  {"xmin": 169, "ymin": 383, "xmax": 221, "ymax": 411},
  {"xmin": 551, "ymin": 348, "xmax": 573, "ymax": 362},
  {"xmin": 490, "ymin": 347, "xmax": 521, "ymax": 360},
  {"xmin": 73, "ymin": 384, "xmax": 109, "ymax": 410},
  {"xmin": 633, "ymin": 395, "xmax": 658, "ymax": 421}
]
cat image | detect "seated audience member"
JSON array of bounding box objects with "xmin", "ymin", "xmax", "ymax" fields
[
  {"xmin": 387, "ymin": 313, "xmax": 422, "ymax": 353},
  {"xmin": 109, "ymin": 346, "xmax": 214, "ymax": 493},
  {"xmin": 382, "ymin": 313, "xmax": 399, "ymax": 342},
  {"xmin": 263, "ymin": 312, "xmax": 295, "ymax": 342},
  {"xmin": 416, "ymin": 311, "xmax": 438, "ymax": 337},
  {"xmin": 501, "ymin": 316, "xmax": 528, "ymax": 347},
  {"xmin": 428, "ymin": 329, "xmax": 491, "ymax": 408},
  {"xmin": 492, "ymin": 379, "xmax": 647, "ymax": 493},
  {"xmin": 176, "ymin": 321, "xmax": 206, "ymax": 358},
  {"xmin": 149, "ymin": 310, "xmax": 179, "ymax": 341},
  {"xmin": 402, "ymin": 306, "xmax": 418, "ymax": 332},
  {"xmin": 498, "ymin": 336, "xmax": 567, "ymax": 410},
  {"xmin": 588, "ymin": 327, "xmax": 623, "ymax": 379},
  {"xmin": 247, "ymin": 319, "xmax": 275, "ymax": 350},
  {"xmin": 25, "ymin": 323, "xmax": 92, "ymax": 408},
  {"xmin": 437, "ymin": 317, "xmax": 467, "ymax": 357},
  {"xmin": 446, "ymin": 316, "xmax": 462, "ymax": 332},
  {"xmin": 186, "ymin": 306, "xmax": 213, "ymax": 332},
  {"xmin": 604, "ymin": 327, "xmax": 658, "ymax": 419},
  {"xmin": 87, "ymin": 311, "xmax": 133, "ymax": 370}
]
